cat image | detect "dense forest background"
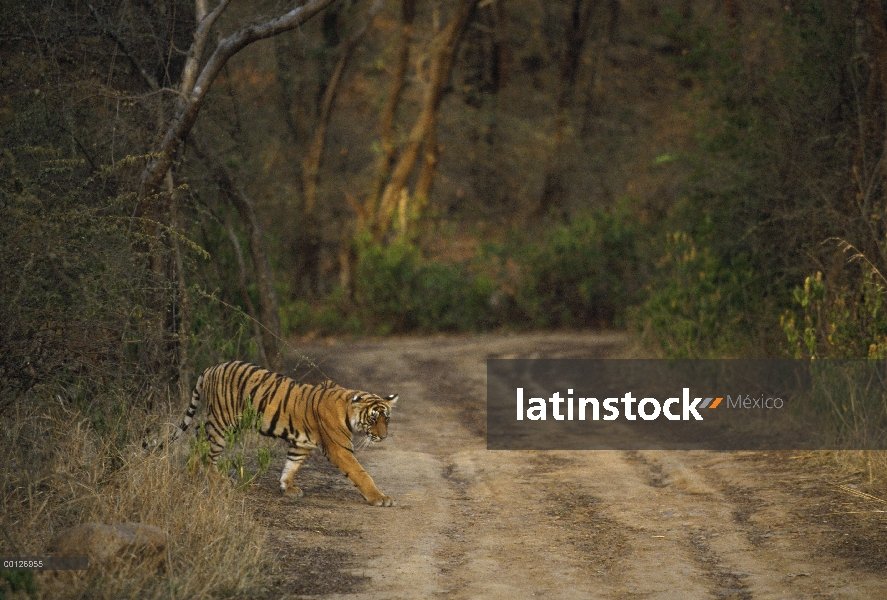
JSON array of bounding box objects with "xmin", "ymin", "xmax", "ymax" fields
[
  {"xmin": 7, "ymin": 0, "xmax": 887, "ymax": 401},
  {"xmin": 6, "ymin": 0, "xmax": 887, "ymax": 596}
]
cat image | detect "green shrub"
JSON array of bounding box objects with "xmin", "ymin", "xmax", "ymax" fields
[
  {"xmin": 1, "ymin": 569, "xmax": 37, "ymax": 599},
  {"xmin": 499, "ymin": 202, "xmax": 640, "ymax": 328},
  {"xmin": 782, "ymin": 269, "xmax": 887, "ymax": 359},
  {"xmin": 280, "ymin": 298, "xmax": 315, "ymax": 336},
  {"xmin": 634, "ymin": 231, "xmax": 753, "ymax": 358},
  {"xmin": 642, "ymin": 2, "xmax": 855, "ymax": 357},
  {"xmin": 350, "ymin": 238, "xmax": 497, "ymax": 333},
  {"xmin": 780, "ymin": 269, "xmax": 887, "ymax": 447}
]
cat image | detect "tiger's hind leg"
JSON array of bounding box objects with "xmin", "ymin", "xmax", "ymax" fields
[
  {"xmin": 205, "ymin": 422, "xmax": 226, "ymax": 466},
  {"xmin": 280, "ymin": 444, "xmax": 312, "ymax": 496}
]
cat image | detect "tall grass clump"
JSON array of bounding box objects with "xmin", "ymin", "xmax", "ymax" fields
[
  {"xmin": 0, "ymin": 389, "xmax": 271, "ymax": 599},
  {"xmin": 779, "ymin": 254, "xmax": 887, "ymax": 481}
]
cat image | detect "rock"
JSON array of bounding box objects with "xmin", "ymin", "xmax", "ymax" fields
[{"xmin": 47, "ymin": 523, "xmax": 168, "ymax": 569}]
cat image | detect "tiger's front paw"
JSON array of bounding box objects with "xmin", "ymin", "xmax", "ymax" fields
[
  {"xmin": 281, "ymin": 485, "xmax": 304, "ymax": 497},
  {"xmin": 369, "ymin": 495, "xmax": 396, "ymax": 507}
]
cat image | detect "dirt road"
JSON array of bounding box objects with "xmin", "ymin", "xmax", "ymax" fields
[{"xmin": 252, "ymin": 332, "xmax": 887, "ymax": 599}]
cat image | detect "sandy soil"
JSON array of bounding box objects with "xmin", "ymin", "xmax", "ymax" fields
[{"xmin": 249, "ymin": 332, "xmax": 887, "ymax": 599}]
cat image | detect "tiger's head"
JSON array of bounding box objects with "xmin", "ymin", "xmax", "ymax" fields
[{"xmin": 349, "ymin": 392, "xmax": 398, "ymax": 442}]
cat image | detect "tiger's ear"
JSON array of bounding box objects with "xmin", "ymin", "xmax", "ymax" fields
[{"xmin": 384, "ymin": 394, "xmax": 398, "ymax": 404}]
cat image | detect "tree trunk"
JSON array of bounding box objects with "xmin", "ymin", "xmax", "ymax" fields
[
  {"xmin": 299, "ymin": 0, "xmax": 383, "ymax": 296},
  {"xmin": 373, "ymin": 0, "xmax": 478, "ymax": 237},
  {"xmin": 129, "ymin": 0, "xmax": 337, "ymax": 374},
  {"xmin": 223, "ymin": 218, "xmax": 270, "ymax": 367},
  {"xmin": 537, "ymin": 0, "xmax": 600, "ymax": 220},
  {"xmin": 367, "ymin": 0, "xmax": 418, "ymax": 216},
  {"xmin": 582, "ymin": 0, "xmax": 618, "ymax": 136},
  {"xmin": 858, "ymin": 0, "xmax": 887, "ymax": 263},
  {"xmin": 226, "ymin": 186, "xmax": 283, "ymax": 371},
  {"xmin": 303, "ymin": 0, "xmax": 384, "ymax": 215},
  {"xmin": 413, "ymin": 119, "xmax": 438, "ymax": 213}
]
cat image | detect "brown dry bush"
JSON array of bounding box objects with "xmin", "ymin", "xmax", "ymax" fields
[{"xmin": 1, "ymin": 390, "xmax": 272, "ymax": 599}]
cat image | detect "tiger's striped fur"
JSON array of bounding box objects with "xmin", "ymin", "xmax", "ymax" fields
[{"xmin": 175, "ymin": 361, "xmax": 398, "ymax": 506}]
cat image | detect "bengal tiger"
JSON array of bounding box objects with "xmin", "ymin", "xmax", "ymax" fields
[{"xmin": 175, "ymin": 361, "xmax": 398, "ymax": 506}]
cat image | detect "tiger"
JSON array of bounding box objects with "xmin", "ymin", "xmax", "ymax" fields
[{"xmin": 174, "ymin": 360, "xmax": 398, "ymax": 506}]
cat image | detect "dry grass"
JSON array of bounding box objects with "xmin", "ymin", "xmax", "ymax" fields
[
  {"xmin": 1, "ymin": 389, "xmax": 272, "ymax": 599},
  {"xmin": 813, "ymin": 450, "xmax": 887, "ymax": 487}
]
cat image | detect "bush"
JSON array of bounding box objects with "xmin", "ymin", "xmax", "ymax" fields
[
  {"xmin": 639, "ymin": 3, "xmax": 855, "ymax": 356},
  {"xmin": 782, "ymin": 268, "xmax": 887, "ymax": 360},
  {"xmin": 498, "ymin": 202, "xmax": 640, "ymax": 328},
  {"xmin": 634, "ymin": 231, "xmax": 754, "ymax": 358},
  {"xmin": 350, "ymin": 238, "xmax": 497, "ymax": 334},
  {"xmin": 780, "ymin": 268, "xmax": 887, "ymax": 450},
  {"xmin": 290, "ymin": 204, "xmax": 642, "ymax": 336},
  {"xmin": 0, "ymin": 148, "xmax": 196, "ymax": 420}
]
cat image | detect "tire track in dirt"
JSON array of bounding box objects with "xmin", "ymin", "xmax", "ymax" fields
[
  {"xmin": 254, "ymin": 333, "xmax": 887, "ymax": 599},
  {"xmin": 616, "ymin": 450, "xmax": 887, "ymax": 598}
]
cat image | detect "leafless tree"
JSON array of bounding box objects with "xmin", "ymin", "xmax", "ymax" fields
[{"xmin": 366, "ymin": 0, "xmax": 480, "ymax": 239}]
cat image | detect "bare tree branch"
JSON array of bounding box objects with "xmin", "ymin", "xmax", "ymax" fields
[
  {"xmin": 139, "ymin": 0, "xmax": 339, "ymax": 199},
  {"xmin": 178, "ymin": 0, "xmax": 233, "ymax": 109},
  {"xmin": 537, "ymin": 0, "xmax": 600, "ymax": 219}
]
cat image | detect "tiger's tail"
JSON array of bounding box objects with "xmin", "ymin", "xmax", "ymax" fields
[
  {"xmin": 142, "ymin": 372, "xmax": 205, "ymax": 453},
  {"xmin": 173, "ymin": 372, "xmax": 205, "ymax": 441}
]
